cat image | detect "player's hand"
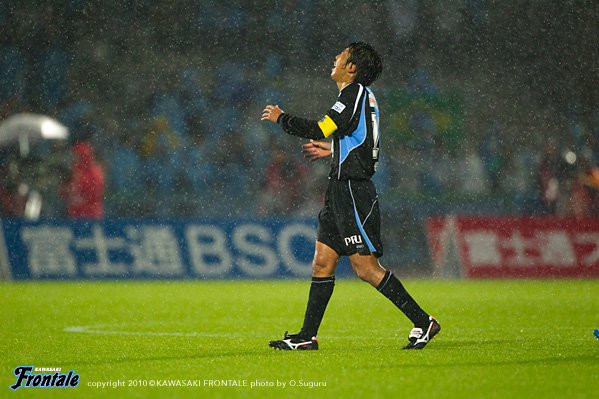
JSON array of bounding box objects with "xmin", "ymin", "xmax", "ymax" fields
[
  {"xmin": 302, "ymin": 140, "xmax": 331, "ymax": 162},
  {"xmin": 261, "ymin": 105, "xmax": 284, "ymax": 123}
]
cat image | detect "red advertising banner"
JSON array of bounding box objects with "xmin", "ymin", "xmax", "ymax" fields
[{"xmin": 426, "ymin": 216, "xmax": 599, "ymax": 278}]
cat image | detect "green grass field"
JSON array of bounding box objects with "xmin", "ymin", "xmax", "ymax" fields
[{"xmin": 2, "ymin": 279, "xmax": 598, "ymax": 398}]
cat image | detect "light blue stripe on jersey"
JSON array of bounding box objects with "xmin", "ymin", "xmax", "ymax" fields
[
  {"xmin": 348, "ymin": 181, "xmax": 376, "ymax": 253},
  {"xmin": 338, "ymin": 93, "xmax": 368, "ymax": 179}
]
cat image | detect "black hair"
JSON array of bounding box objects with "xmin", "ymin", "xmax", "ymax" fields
[{"xmin": 346, "ymin": 42, "xmax": 383, "ymax": 86}]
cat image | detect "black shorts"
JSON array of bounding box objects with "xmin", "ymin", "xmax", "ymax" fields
[{"xmin": 316, "ymin": 179, "xmax": 383, "ymax": 258}]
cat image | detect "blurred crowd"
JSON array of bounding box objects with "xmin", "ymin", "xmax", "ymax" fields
[{"xmin": 1, "ymin": 0, "xmax": 598, "ymax": 222}]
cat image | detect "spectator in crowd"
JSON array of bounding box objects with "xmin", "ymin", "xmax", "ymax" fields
[
  {"xmin": 59, "ymin": 142, "xmax": 105, "ymax": 219},
  {"xmin": 0, "ymin": 155, "xmax": 26, "ymax": 217},
  {"xmin": 256, "ymin": 144, "xmax": 306, "ymax": 216},
  {"xmin": 567, "ymin": 156, "xmax": 599, "ymax": 218},
  {"xmin": 36, "ymin": 140, "xmax": 70, "ymax": 218},
  {"xmin": 0, "ymin": 45, "xmax": 26, "ymax": 109},
  {"xmin": 536, "ymin": 139, "xmax": 562, "ymax": 214},
  {"xmin": 209, "ymin": 131, "xmax": 255, "ymax": 216},
  {"xmin": 459, "ymin": 142, "xmax": 488, "ymax": 195},
  {"xmin": 479, "ymin": 121, "xmax": 505, "ymax": 194},
  {"xmin": 182, "ymin": 123, "xmax": 213, "ymax": 197},
  {"xmin": 139, "ymin": 116, "xmax": 182, "ymax": 199},
  {"xmin": 107, "ymin": 129, "xmax": 143, "ymax": 197}
]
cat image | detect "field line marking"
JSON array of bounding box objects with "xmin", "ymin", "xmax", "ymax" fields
[
  {"xmin": 63, "ymin": 325, "xmax": 238, "ymax": 338},
  {"xmin": 63, "ymin": 325, "xmax": 393, "ymax": 340}
]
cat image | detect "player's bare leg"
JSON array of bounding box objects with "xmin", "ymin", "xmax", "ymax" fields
[
  {"xmin": 312, "ymin": 241, "xmax": 341, "ymax": 277},
  {"xmin": 348, "ymin": 252, "xmax": 386, "ymax": 287}
]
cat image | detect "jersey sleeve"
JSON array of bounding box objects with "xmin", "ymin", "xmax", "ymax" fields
[
  {"xmin": 277, "ymin": 113, "xmax": 325, "ymax": 140},
  {"xmin": 320, "ymin": 83, "xmax": 360, "ymax": 137},
  {"xmin": 277, "ymin": 83, "xmax": 361, "ymax": 140}
]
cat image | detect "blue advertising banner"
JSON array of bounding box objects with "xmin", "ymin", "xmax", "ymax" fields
[{"xmin": 0, "ymin": 219, "xmax": 351, "ymax": 280}]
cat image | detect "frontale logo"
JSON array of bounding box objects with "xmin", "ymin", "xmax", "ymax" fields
[
  {"xmin": 9, "ymin": 366, "xmax": 80, "ymax": 391},
  {"xmin": 344, "ymin": 235, "xmax": 363, "ymax": 246}
]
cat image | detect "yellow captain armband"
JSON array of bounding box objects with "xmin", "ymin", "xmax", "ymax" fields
[{"xmin": 317, "ymin": 115, "xmax": 338, "ymax": 138}]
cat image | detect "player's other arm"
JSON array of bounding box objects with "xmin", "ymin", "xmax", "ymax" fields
[
  {"xmin": 302, "ymin": 140, "xmax": 331, "ymax": 162},
  {"xmin": 261, "ymin": 105, "xmax": 338, "ymax": 140}
]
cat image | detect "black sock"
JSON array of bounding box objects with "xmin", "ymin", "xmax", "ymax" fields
[
  {"xmin": 377, "ymin": 271, "xmax": 429, "ymax": 327},
  {"xmin": 299, "ymin": 276, "xmax": 335, "ymax": 338}
]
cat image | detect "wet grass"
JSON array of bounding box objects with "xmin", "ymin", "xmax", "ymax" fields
[{"xmin": 1, "ymin": 279, "xmax": 598, "ymax": 398}]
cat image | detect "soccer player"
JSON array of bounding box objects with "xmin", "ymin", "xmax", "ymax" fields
[{"xmin": 261, "ymin": 42, "xmax": 440, "ymax": 350}]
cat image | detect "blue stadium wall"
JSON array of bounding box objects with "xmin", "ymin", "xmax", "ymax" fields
[{"xmin": 0, "ymin": 219, "xmax": 353, "ymax": 280}]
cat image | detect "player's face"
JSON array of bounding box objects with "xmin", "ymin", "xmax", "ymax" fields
[{"xmin": 331, "ymin": 47, "xmax": 352, "ymax": 82}]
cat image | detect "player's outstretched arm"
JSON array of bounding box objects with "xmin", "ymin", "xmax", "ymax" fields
[
  {"xmin": 261, "ymin": 105, "xmax": 283, "ymax": 123},
  {"xmin": 261, "ymin": 104, "xmax": 327, "ymax": 140},
  {"xmin": 301, "ymin": 140, "xmax": 331, "ymax": 162}
]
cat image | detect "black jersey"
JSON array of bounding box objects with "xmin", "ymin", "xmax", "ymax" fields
[{"xmin": 277, "ymin": 82, "xmax": 380, "ymax": 181}]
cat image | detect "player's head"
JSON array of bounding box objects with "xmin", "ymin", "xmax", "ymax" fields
[{"xmin": 346, "ymin": 42, "xmax": 383, "ymax": 86}]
